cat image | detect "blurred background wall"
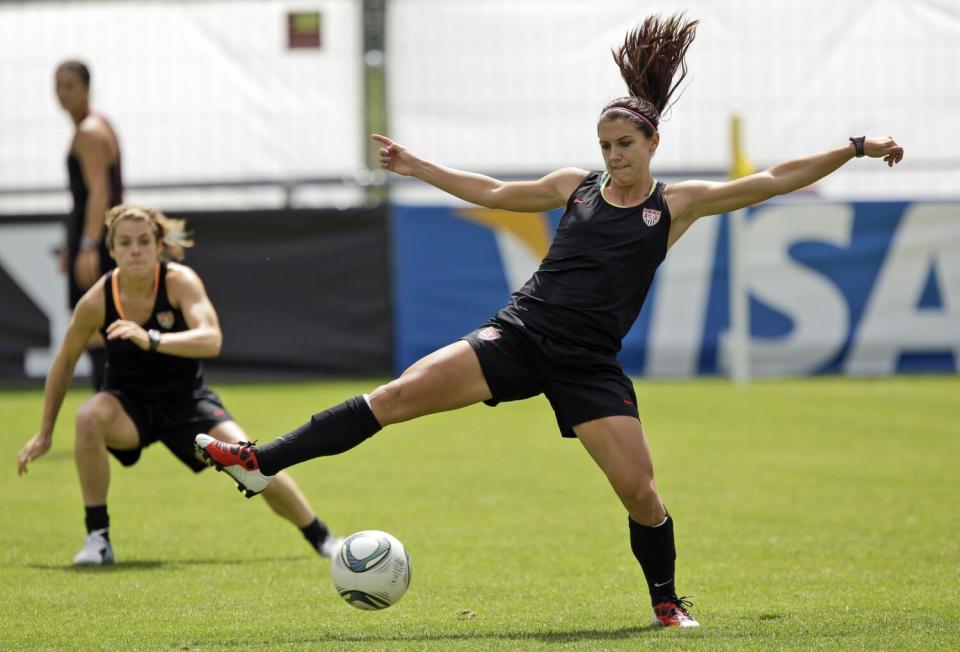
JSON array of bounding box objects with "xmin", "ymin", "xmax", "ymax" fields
[
  {"xmin": 0, "ymin": 0, "xmax": 365, "ymax": 213},
  {"xmin": 1, "ymin": 0, "xmax": 957, "ymax": 381}
]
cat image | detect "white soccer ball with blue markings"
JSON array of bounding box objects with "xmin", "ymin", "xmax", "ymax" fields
[{"xmin": 331, "ymin": 530, "xmax": 411, "ymax": 610}]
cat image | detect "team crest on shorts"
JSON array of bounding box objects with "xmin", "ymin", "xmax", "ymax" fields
[
  {"xmin": 156, "ymin": 311, "xmax": 175, "ymax": 330},
  {"xmin": 478, "ymin": 326, "xmax": 501, "ymax": 341},
  {"xmin": 642, "ymin": 208, "xmax": 661, "ymax": 226}
]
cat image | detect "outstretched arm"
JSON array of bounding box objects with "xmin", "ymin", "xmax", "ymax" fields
[
  {"xmin": 18, "ymin": 289, "xmax": 102, "ymax": 475},
  {"xmin": 373, "ymin": 134, "xmax": 586, "ymax": 212},
  {"xmin": 666, "ymin": 137, "xmax": 904, "ymax": 232}
]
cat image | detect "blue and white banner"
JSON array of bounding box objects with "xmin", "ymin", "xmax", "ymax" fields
[{"xmin": 392, "ymin": 201, "xmax": 960, "ymax": 377}]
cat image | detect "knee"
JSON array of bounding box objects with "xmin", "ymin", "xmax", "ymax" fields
[
  {"xmin": 75, "ymin": 402, "xmax": 109, "ymax": 445},
  {"xmin": 621, "ymin": 479, "xmax": 661, "ymax": 519},
  {"xmin": 368, "ymin": 376, "xmax": 415, "ymax": 425}
]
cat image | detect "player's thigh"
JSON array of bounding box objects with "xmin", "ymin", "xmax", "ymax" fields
[
  {"xmin": 75, "ymin": 392, "xmax": 141, "ymax": 451},
  {"xmin": 184, "ymin": 420, "xmax": 245, "ymax": 466},
  {"xmin": 206, "ymin": 420, "xmax": 248, "ymax": 444},
  {"xmin": 370, "ymin": 340, "xmax": 493, "ymax": 424},
  {"xmin": 574, "ymin": 415, "xmax": 658, "ymax": 501}
]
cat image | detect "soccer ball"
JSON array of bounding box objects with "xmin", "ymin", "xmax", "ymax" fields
[{"xmin": 331, "ymin": 530, "xmax": 411, "ymax": 610}]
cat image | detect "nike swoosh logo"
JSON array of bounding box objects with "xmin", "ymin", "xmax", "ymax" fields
[{"xmin": 653, "ymin": 580, "xmax": 673, "ymax": 588}]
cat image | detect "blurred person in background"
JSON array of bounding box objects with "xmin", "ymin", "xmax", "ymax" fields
[
  {"xmin": 17, "ymin": 204, "xmax": 341, "ymax": 565},
  {"xmin": 55, "ymin": 60, "xmax": 123, "ymax": 390},
  {"xmin": 197, "ymin": 14, "xmax": 902, "ymax": 627}
]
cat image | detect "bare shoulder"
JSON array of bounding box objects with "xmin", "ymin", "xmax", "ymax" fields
[
  {"xmin": 546, "ymin": 167, "xmax": 590, "ymax": 197},
  {"xmin": 76, "ymin": 116, "xmax": 112, "ymax": 146},
  {"xmin": 664, "ymin": 179, "xmax": 721, "ymax": 223},
  {"xmin": 548, "ymin": 166, "xmax": 590, "ymax": 181},
  {"xmin": 74, "ymin": 121, "xmax": 114, "ymax": 164},
  {"xmin": 73, "ymin": 277, "xmax": 107, "ymax": 330},
  {"xmin": 165, "ymin": 262, "xmax": 203, "ymax": 289},
  {"xmin": 165, "ymin": 262, "xmax": 210, "ymax": 305}
]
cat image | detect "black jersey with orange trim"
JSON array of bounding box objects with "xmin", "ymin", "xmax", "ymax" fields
[
  {"xmin": 496, "ymin": 170, "xmax": 671, "ymax": 355},
  {"xmin": 101, "ymin": 262, "xmax": 204, "ymax": 397}
]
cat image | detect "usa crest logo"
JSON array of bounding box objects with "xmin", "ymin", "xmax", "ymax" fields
[
  {"xmin": 642, "ymin": 208, "xmax": 661, "ymax": 226},
  {"xmin": 477, "ymin": 326, "xmax": 500, "ymax": 341},
  {"xmin": 156, "ymin": 310, "xmax": 175, "ymax": 330}
]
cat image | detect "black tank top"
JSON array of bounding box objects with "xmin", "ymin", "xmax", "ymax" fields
[
  {"xmin": 497, "ymin": 171, "xmax": 672, "ymax": 354},
  {"xmin": 101, "ymin": 262, "xmax": 204, "ymax": 397},
  {"xmin": 66, "ymin": 112, "xmax": 123, "ymax": 256}
]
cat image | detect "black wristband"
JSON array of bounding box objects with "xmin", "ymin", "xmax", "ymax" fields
[
  {"xmin": 148, "ymin": 329, "xmax": 161, "ymax": 352},
  {"xmin": 849, "ymin": 136, "xmax": 866, "ymax": 158}
]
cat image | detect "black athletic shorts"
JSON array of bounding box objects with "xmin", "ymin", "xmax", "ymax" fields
[
  {"xmin": 461, "ymin": 317, "xmax": 639, "ymax": 437},
  {"xmin": 104, "ymin": 387, "xmax": 233, "ymax": 472}
]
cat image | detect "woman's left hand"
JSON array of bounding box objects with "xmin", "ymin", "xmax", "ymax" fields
[
  {"xmin": 105, "ymin": 319, "xmax": 150, "ymax": 350},
  {"xmin": 864, "ymin": 137, "xmax": 904, "ymax": 167}
]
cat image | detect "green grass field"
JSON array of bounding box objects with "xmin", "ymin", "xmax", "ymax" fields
[{"xmin": 2, "ymin": 376, "xmax": 958, "ymax": 650}]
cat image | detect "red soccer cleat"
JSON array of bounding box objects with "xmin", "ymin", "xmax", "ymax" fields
[
  {"xmin": 194, "ymin": 434, "xmax": 273, "ymax": 497},
  {"xmin": 651, "ymin": 597, "xmax": 700, "ymax": 628}
]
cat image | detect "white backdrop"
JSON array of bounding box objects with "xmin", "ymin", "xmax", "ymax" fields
[
  {"xmin": 387, "ymin": 0, "xmax": 959, "ymax": 202},
  {"xmin": 0, "ymin": 0, "xmax": 957, "ymax": 210},
  {"xmin": 0, "ymin": 0, "xmax": 363, "ymax": 211}
]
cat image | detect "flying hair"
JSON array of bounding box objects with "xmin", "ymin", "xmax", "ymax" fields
[{"xmin": 601, "ymin": 14, "xmax": 699, "ymax": 135}]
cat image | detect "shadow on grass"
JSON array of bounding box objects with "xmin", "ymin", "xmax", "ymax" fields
[
  {"xmin": 26, "ymin": 555, "xmax": 307, "ymax": 572},
  {"xmin": 358, "ymin": 626, "xmax": 658, "ymax": 644},
  {"xmin": 206, "ymin": 626, "xmax": 663, "ymax": 647}
]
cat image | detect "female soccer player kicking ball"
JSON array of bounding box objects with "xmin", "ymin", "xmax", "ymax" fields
[{"xmin": 197, "ymin": 14, "xmax": 902, "ymax": 626}]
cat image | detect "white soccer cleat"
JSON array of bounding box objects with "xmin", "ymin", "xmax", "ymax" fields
[
  {"xmin": 194, "ymin": 434, "xmax": 273, "ymax": 498},
  {"xmin": 72, "ymin": 528, "xmax": 114, "ymax": 566},
  {"xmin": 319, "ymin": 535, "xmax": 344, "ymax": 559}
]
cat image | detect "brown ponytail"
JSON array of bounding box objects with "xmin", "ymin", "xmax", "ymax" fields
[{"xmin": 600, "ymin": 14, "xmax": 699, "ymax": 136}]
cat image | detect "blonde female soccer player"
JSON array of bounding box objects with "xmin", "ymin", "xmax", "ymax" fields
[{"xmin": 18, "ymin": 205, "xmax": 341, "ymax": 564}]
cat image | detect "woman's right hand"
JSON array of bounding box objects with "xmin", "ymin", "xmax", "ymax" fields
[
  {"xmin": 18, "ymin": 432, "xmax": 52, "ymax": 475},
  {"xmin": 372, "ymin": 134, "xmax": 418, "ymax": 176}
]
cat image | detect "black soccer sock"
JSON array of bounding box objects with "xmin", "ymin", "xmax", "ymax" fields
[
  {"xmin": 84, "ymin": 505, "xmax": 110, "ymax": 539},
  {"xmin": 300, "ymin": 517, "xmax": 331, "ymax": 553},
  {"xmin": 255, "ymin": 395, "xmax": 382, "ymax": 476},
  {"xmin": 628, "ymin": 513, "xmax": 677, "ymax": 604}
]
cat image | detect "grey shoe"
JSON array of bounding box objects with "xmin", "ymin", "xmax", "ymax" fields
[{"xmin": 72, "ymin": 528, "xmax": 114, "ymax": 566}]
